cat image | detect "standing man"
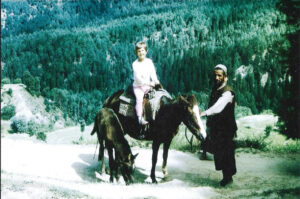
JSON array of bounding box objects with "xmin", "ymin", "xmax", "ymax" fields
[{"xmin": 200, "ymin": 64, "xmax": 237, "ymax": 187}]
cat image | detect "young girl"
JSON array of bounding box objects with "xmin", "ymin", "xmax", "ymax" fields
[{"xmin": 132, "ymin": 41, "xmax": 160, "ymax": 125}]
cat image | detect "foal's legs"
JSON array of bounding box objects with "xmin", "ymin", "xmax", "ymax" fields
[
  {"xmin": 151, "ymin": 141, "xmax": 161, "ymax": 183},
  {"xmin": 162, "ymin": 140, "xmax": 172, "ymax": 176},
  {"xmin": 114, "ymin": 151, "xmax": 120, "ymax": 182},
  {"xmin": 106, "ymin": 142, "xmax": 116, "ymax": 183},
  {"xmin": 98, "ymin": 136, "xmax": 105, "ymax": 173}
]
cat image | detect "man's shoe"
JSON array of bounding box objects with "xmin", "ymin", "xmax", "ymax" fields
[
  {"xmin": 199, "ymin": 152, "xmax": 208, "ymax": 160},
  {"xmin": 220, "ymin": 177, "xmax": 233, "ymax": 187}
]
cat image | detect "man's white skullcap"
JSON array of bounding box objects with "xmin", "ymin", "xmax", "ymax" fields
[{"xmin": 215, "ymin": 64, "xmax": 227, "ymax": 75}]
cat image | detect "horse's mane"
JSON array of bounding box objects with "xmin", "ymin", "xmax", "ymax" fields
[{"xmin": 159, "ymin": 94, "xmax": 198, "ymax": 112}]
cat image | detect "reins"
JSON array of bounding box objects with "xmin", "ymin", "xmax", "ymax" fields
[{"xmin": 184, "ymin": 126, "xmax": 194, "ymax": 151}]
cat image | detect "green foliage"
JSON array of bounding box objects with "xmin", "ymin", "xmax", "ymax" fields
[
  {"xmin": 27, "ymin": 119, "xmax": 39, "ymax": 136},
  {"xmin": 23, "ymin": 71, "xmax": 40, "ymax": 96},
  {"xmin": 1, "ymin": 78, "xmax": 10, "ymax": 84},
  {"xmin": 188, "ymin": 91, "xmax": 209, "ymax": 111},
  {"xmin": 45, "ymin": 88, "xmax": 103, "ymax": 125},
  {"xmin": 7, "ymin": 88, "xmax": 13, "ymax": 96},
  {"xmin": 236, "ymin": 114, "xmax": 300, "ymax": 153},
  {"xmin": 9, "ymin": 116, "xmax": 52, "ymax": 138},
  {"xmin": 275, "ymin": 0, "xmax": 300, "ymax": 138},
  {"xmin": 36, "ymin": 132, "xmax": 47, "ymax": 142},
  {"xmin": 1, "ymin": 105, "xmax": 16, "ymax": 120},
  {"xmin": 235, "ymin": 106, "xmax": 253, "ymax": 119},
  {"xmin": 13, "ymin": 78, "xmax": 22, "ymax": 84},
  {"xmin": 264, "ymin": 125, "xmax": 273, "ymax": 138},
  {"xmin": 264, "ymin": 132, "xmax": 300, "ymax": 153},
  {"xmin": 235, "ymin": 136, "xmax": 267, "ymax": 151},
  {"xmin": 79, "ymin": 119, "xmax": 86, "ymax": 132},
  {"xmin": 0, "ymin": 0, "xmax": 293, "ymax": 126},
  {"xmin": 10, "ymin": 116, "xmax": 27, "ymax": 133}
]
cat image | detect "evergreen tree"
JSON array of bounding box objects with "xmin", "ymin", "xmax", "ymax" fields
[{"xmin": 275, "ymin": 0, "xmax": 300, "ymax": 138}]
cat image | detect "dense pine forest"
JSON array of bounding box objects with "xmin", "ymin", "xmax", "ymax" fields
[{"xmin": 1, "ymin": 0, "xmax": 299, "ymax": 137}]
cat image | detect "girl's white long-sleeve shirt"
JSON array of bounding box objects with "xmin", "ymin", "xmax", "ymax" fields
[{"xmin": 132, "ymin": 58, "xmax": 159, "ymax": 87}]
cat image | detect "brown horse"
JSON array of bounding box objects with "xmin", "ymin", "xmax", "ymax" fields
[
  {"xmin": 91, "ymin": 107, "xmax": 138, "ymax": 185},
  {"xmin": 102, "ymin": 89, "xmax": 206, "ymax": 183}
]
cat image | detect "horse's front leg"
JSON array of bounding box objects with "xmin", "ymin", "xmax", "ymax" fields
[
  {"xmin": 162, "ymin": 139, "xmax": 172, "ymax": 176},
  {"xmin": 151, "ymin": 141, "xmax": 160, "ymax": 183}
]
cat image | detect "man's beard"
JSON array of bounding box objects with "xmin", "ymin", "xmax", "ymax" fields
[{"xmin": 214, "ymin": 79, "xmax": 224, "ymax": 88}]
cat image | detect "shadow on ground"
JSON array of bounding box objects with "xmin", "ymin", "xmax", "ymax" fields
[
  {"xmin": 72, "ymin": 152, "xmax": 221, "ymax": 187},
  {"xmin": 72, "ymin": 153, "xmax": 148, "ymax": 183}
]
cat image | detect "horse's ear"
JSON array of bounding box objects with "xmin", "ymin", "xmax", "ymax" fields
[
  {"xmin": 186, "ymin": 95, "xmax": 197, "ymax": 106},
  {"xmin": 129, "ymin": 153, "xmax": 138, "ymax": 161},
  {"xmin": 179, "ymin": 95, "xmax": 186, "ymax": 102},
  {"xmin": 179, "ymin": 95, "xmax": 190, "ymax": 108}
]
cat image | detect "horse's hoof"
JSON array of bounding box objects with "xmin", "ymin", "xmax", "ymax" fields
[
  {"xmin": 162, "ymin": 168, "xmax": 168, "ymax": 176},
  {"xmin": 109, "ymin": 177, "xmax": 114, "ymax": 183},
  {"xmin": 151, "ymin": 178, "xmax": 158, "ymax": 184}
]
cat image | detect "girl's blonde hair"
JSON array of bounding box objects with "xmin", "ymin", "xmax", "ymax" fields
[{"xmin": 135, "ymin": 41, "xmax": 148, "ymax": 53}]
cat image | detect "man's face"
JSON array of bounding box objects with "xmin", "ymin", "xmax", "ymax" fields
[
  {"xmin": 214, "ymin": 69, "xmax": 225, "ymax": 87},
  {"xmin": 136, "ymin": 48, "xmax": 147, "ymax": 61}
]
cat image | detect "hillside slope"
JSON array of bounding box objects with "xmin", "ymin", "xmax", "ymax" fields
[{"xmin": 1, "ymin": 84, "xmax": 73, "ymax": 129}]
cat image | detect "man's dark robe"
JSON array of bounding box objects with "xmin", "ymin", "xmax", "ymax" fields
[{"xmin": 206, "ymin": 85, "xmax": 237, "ymax": 176}]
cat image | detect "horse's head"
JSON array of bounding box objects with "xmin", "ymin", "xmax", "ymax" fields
[
  {"xmin": 178, "ymin": 95, "xmax": 207, "ymax": 141},
  {"xmin": 119, "ymin": 153, "xmax": 138, "ymax": 185}
]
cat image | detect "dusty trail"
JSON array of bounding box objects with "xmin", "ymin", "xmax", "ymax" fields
[{"xmin": 1, "ymin": 131, "xmax": 300, "ymax": 199}]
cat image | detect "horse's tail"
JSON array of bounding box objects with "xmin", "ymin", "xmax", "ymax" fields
[
  {"xmin": 90, "ymin": 115, "xmax": 98, "ymax": 136},
  {"xmin": 90, "ymin": 113, "xmax": 105, "ymax": 163}
]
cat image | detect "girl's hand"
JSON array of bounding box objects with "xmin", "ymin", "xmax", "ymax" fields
[{"xmin": 154, "ymin": 84, "xmax": 163, "ymax": 90}]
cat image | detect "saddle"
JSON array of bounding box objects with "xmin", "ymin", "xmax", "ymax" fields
[{"xmin": 118, "ymin": 85, "xmax": 172, "ymax": 122}]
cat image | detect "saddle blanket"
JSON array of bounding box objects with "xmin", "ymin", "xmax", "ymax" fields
[{"xmin": 119, "ymin": 89, "xmax": 172, "ymax": 120}]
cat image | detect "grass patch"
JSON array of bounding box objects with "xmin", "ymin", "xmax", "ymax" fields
[
  {"xmin": 235, "ymin": 136, "xmax": 267, "ymax": 151},
  {"xmin": 236, "ymin": 114, "xmax": 300, "ymax": 153},
  {"xmin": 264, "ymin": 132, "xmax": 300, "ymax": 153}
]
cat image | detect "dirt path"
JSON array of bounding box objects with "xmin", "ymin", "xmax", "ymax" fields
[{"xmin": 1, "ymin": 132, "xmax": 300, "ymax": 199}]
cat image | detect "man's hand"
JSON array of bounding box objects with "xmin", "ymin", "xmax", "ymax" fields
[{"xmin": 200, "ymin": 112, "xmax": 206, "ymax": 117}]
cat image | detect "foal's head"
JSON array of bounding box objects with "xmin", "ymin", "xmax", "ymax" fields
[
  {"xmin": 178, "ymin": 95, "xmax": 206, "ymax": 141},
  {"xmin": 119, "ymin": 153, "xmax": 138, "ymax": 185}
]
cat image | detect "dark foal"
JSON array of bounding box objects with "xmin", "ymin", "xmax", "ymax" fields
[{"xmin": 91, "ymin": 108, "xmax": 138, "ymax": 185}]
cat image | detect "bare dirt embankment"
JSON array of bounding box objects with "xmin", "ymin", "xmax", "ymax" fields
[
  {"xmin": 1, "ymin": 124, "xmax": 300, "ymax": 199},
  {"xmin": 1, "ymin": 84, "xmax": 73, "ymax": 129}
]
